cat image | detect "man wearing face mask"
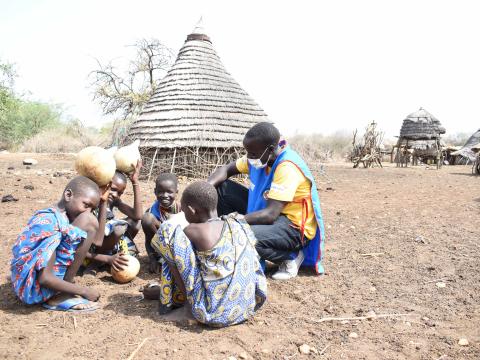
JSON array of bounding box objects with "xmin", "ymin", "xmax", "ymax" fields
[{"xmin": 208, "ymin": 122, "xmax": 325, "ymax": 280}]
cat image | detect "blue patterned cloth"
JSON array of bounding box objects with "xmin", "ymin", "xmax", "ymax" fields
[
  {"xmin": 152, "ymin": 214, "xmax": 267, "ymax": 327},
  {"xmin": 11, "ymin": 207, "xmax": 87, "ymax": 304}
]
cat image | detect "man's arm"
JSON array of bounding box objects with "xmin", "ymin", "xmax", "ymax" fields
[
  {"xmin": 207, "ymin": 161, "xmax": 240, "ymax": 187},
  {"xmin": 244, "ymin": 198, "xmax": 287, "ymax": 225}
]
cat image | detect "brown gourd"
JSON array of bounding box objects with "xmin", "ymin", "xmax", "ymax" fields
[
  {"xmin": 111, "ymin": 255, "xmax": 141, "ymax": 283},
  {"xmin": 75, "ymin": 146, "xmax": 116, "ymax": 186},
  {"xmin": 114, "ymin": 140, "xmax": 141, "ymax": 174}
]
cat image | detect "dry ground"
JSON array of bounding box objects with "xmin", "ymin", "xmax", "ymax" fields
[{"xmin": 0, "ymin": 153, "xmax": 479, "ymax": 360}]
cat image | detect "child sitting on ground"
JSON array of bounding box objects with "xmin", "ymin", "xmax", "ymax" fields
[
  {"xmin": 11, "ymin": 176, "xmax": 108, "ymax": 311},
  {"xmin": 151, "ymin": 181, "xmax": 267, "ymax": 327},
  {"xmin": 141, "ymin": 173, "xmax": 179, "ymax": 274},
  {"xmin": 84, "ymin": 161, "xmax": 143, "ymax": 271}
]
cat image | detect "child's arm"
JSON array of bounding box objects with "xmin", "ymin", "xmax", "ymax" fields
[
  {"xmin": 38, "ymin": 251, "xmax": 99, "ymax": 301},
  {"xmin": 115, "ymin": 160, "xmax": 143, "ymax": 221},
  {"xmin": 86, "ymin": 252, "xmax": 129, "ymax": 271}
]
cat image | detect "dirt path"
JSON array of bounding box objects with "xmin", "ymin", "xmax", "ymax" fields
[{"xmin": 0, "ymin": 153, "xmax": 479, "ymax": 359}]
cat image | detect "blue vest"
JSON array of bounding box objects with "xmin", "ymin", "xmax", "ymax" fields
[{"xmin": 247, "ymin": 146, "xmax": 325, "ymax": 274}]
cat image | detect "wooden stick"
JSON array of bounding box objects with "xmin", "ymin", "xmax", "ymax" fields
[
  {"xmin": 127, "ymin": 337, "xmax": 151, "ymax": 360},
  {"xmin": 425, "ymin": 278, "xmax": 447, "ymax": 284},
  {"xmin": 147, "ymin": 147, "xmax": 158, "ymax": 182},
  {"xmin": 359, "ymin": 252, "xmax": 384, "ymax": 257},
  {"xmin": 319, "ymin": 344, "xmax": 330, "ymax": 355},
  {"xmin": 314, "ymin": 313, "xmax": 411, "ymax": 323},
  {"xmin": 72, "ymin": 316, "xmax": 77, "ymax": 330}
]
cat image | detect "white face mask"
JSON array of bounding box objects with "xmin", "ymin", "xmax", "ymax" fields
[{"xmin": 247, "ymin": 147, "xmax": 270, "ymax": 169}]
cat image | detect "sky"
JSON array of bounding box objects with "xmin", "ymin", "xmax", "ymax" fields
[{"xmin": 1, "ymin": 0, "xmax": 479, "ymax": 139}]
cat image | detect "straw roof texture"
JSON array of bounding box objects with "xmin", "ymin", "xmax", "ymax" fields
[
  {"xmin": 399, "ymin": 108, "xmax": 446, "ymax": 140},
  {"xmin": 129, "ymin": 23, "xmax": 269, "ymax": 148},
  {"xmin": 451, "ymin": 129, "xmax": 480, "ymax": 160}
]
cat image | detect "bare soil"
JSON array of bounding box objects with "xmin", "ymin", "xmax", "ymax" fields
[{"xmin": 0, "ymin": 153, "xmax": 479, "ymax": 360}]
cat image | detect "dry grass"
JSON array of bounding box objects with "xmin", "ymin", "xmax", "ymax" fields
[
  {"xmin": 288, "ymin": 131, "xmax": 352, "ymax": 162},
  {"xmin": 20, "ymin": 125, "xmax": 109, "ymax": 153}
]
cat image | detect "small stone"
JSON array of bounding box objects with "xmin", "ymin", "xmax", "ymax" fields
[
  {"xmin": 327, "ymin": 224, "xmax": 332, "ymax": 229},
  {"xmin": 23, "ymin": 158, "xmax": 38, "ymax": 166},
  {"xmin": 49, "ymin": 180, "xmax": 53, "ymax": 184},
  {"xmin": 310, "ymin": 347, "xmax": 318, "ymax": 354},
  {"xmin": 24, "ymin": 185, "xmax": 34, "ymax": 191},
  {"xmin": 458, "ymin": 338, "xmax": 469, "ymax": 346},
  {"xmin": 1, "ymin": 195, "xmax": 18, "ymax": 202},
  {"xmin": 7, "ymin": 166, "xmax": 14, "ymax": 170},
  {"xmin": 369, "ymin": 286, "xmax": 377, "ymax": 292},
  {"xmin": 405, "ymin": 321, "xmax": 411, "ymax": 327},
  {"xmin": 354, "ymin": 215, "xmax": 360, "ymax": 219},
  {"xmin": 326, "ymin": 187, "xmax": 334, "ymax": 191},
  {"xmin": 298, "ymin": 344, "xmax": 311, "ymax": 354},
  {"xmin": 349, "ymin": 332, "xmax": 358, "ymax": 339},
  {"xmin": 340, "ymin": 320, "xmax": 349, "ymax": 324},
  {"xmin": 227, "ymin": 356, "xmax": 237, "ymax": 360},
  {"xmin": 239, "ymin": 352, "xmax": 248, "ymax": 359},
  {"xmin": 415, "ymin": 236, "xmax": 426, "ymax": 244},
  {"xmin": 336, "ymin": 211, "xmax": 341, "ymax": 216},
  {"xmin": 350, "ymin": 226, "xmax": 356, "ymax": 230},
  {"xmin": 436, "ymin": 282, "xmax": 446, "ymax": 288},
  {"xmin": 366, "ymin": 310, "xmax": 376, "ymax": 319},
  {"xmin": 36, "ymin": 171, "xmax": 43, "ymax": 175}
]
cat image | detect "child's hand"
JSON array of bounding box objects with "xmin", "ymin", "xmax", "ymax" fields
[
  {"xmin": 100, "ymin": 183, "xmax": 111, "ymax": 202},
  {"xmin": 129, "ymin": 159, "xmax": 143, "ymax": 184},
  {"xmin": 110, "ymin": 253, "xmax": 129, "ymax": 272},
  {"xmin": 82, "ymin": 287, "xmax": 100, "ymax": 302}
]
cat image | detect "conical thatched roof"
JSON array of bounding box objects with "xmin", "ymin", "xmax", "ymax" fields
[
  {"xmin": 451, "ymin": 129, "xmax": 480, "ymax": 161},
  {"xmin": 399, "ymin": 108, "xmax": 446, "ymax": 140},
  {"xmin": 128, "ymin": 22, "xmax": 269, "ymax": 148}
]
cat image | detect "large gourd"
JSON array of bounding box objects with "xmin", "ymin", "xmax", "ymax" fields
[
  {"xmin": 75, "ymin": 146, "xmax": 116, "ymax": 186},
  {"xmin": 114, "ymin": 140, "xmax": 141, "ymax": 174},
  {"xmin": 111, "ymin": 255, "xmax": 141, "ymax": 283}
]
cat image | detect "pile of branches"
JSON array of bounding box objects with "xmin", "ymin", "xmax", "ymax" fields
[{"xmin": 350, "ymin": 121, "xmax": 384, "ymax": 168}]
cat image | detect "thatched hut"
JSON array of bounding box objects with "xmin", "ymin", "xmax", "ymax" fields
[
  {"xmin": 127, "ymin": 22, "xmax": 269, "ymax": 178},
  {"xmin": 451, "ymin": 129, "xmax": 480, "ymax": 164},
  {"xmin": 393, "ymin": 107, "xmax": 446, "ymax": 167}
]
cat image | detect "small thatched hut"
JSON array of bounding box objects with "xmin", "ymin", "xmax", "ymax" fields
[
  {"xmin": 127, "ymin": 22, "xmax": 269, "ymax": 178},
  {"xmin": 393, "ymin": 107, "xmax": 446, "ymax": 167},
  {"xmin": 451, "ymin": 129, "xmax": 480, "ymax": 164}
]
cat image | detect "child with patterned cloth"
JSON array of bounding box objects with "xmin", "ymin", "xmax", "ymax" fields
[
  {"xmin": 151, "ymin": 181, "xmax": 267, "ymax": 327},
  {"xmin": 10, "ymin": 176, "xmax": 108, "ymax": 311},
  {"xmin": 84, "ymin": 161, "xmax": 143, "ymax": 272},
  {"xmin": 141, "ymin": 173, "xmax": 180, "ymax": 274}
]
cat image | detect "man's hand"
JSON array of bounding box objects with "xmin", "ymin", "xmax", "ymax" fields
[
  {"xmin": 109, "ymin": 253, "xmax": 130, "ymax": 272},
  {"xmin": 129, "ymin": 159, "xmax": 143, "ymax": 184},
  {"xmin": 82, "ymin": 287, "xmax": 100, "ymax": 302}
]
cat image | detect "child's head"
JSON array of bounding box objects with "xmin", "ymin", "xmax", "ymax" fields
[
  {"xmin": 109, "ymin": 171, "xmax": 128, "ymax": 205},
  {"xmin": 62, "ymin": 176, "xmax": 100, "ymax": 222},
  {"xmin": 181, "ymin": 181, "xmax": 217, "ymax": 223},
  {"xmin": 154, "ymin": 173, "xmax": 178, "ymax": 209}
]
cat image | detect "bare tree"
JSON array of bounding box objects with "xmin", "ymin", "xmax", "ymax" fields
[{"xmin": 90, "ymin": 38, "xmax": 173, "ymax": 119}]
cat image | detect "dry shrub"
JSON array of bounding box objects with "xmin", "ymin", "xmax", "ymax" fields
[
  {"xmin": 21, "ymin": 123, "xmax": 109, "ymax": 153},
  {"xmin": 288, "ymin": 131, "xmax": 352, "ymax": 163}
]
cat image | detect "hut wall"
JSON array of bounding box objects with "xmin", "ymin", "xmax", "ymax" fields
[{"xmin": 141, "ymin": 146, "xmax": 244, "ymax": 179}]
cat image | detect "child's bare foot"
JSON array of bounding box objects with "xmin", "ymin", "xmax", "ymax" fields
[
  {"xmin": 159, "ymin": 305, "xmax": 194, "ymax": 323},
  {"xmin": 46, "ymin": 294, "xmax": 99, "ymax": 311}
]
